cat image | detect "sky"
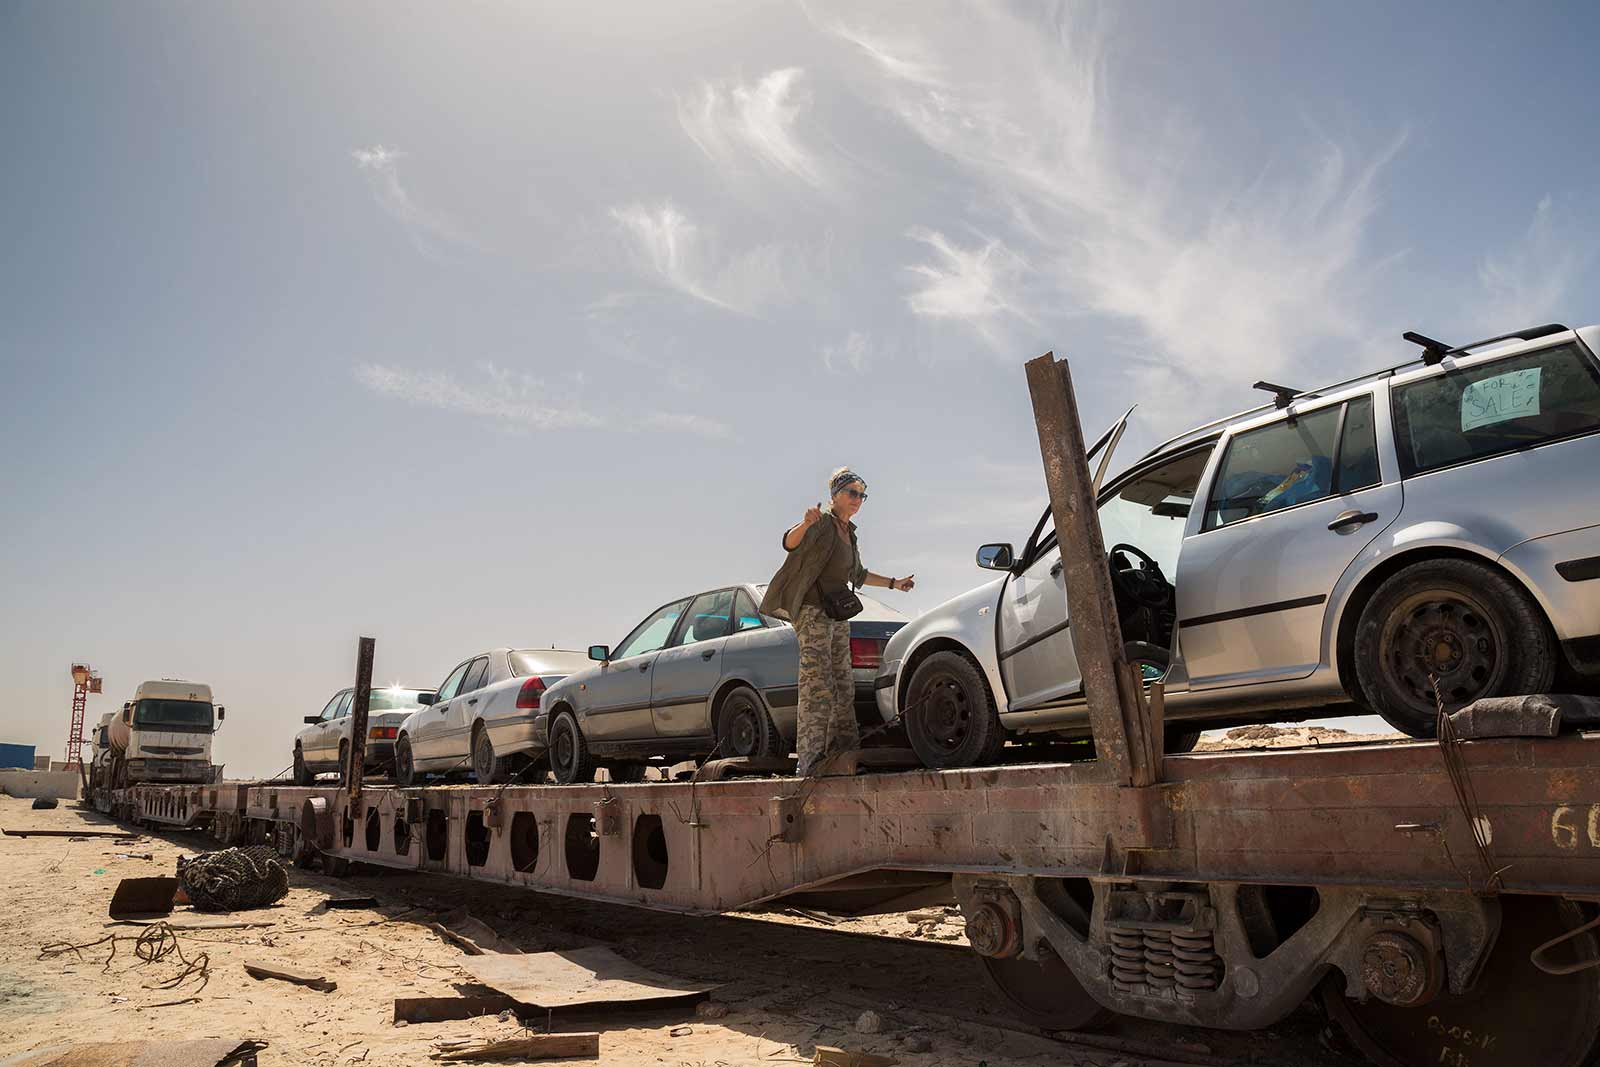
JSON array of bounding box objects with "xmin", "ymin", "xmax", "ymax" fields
[{"xmin": 3, "ymin": 1, "xmax": 1597, "ymax": 777}]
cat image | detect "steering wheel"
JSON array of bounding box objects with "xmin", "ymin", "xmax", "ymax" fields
[{"xmin": 1107, "ymin": 542, "xmax": 1173, "ymax": 608}]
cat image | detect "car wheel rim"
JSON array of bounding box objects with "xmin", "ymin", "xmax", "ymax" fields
[
  {"xmin": 554, "ymin": 722, "xmax": 574, "ymax": 772},
  {"xmin": 726, "ymin": 701, "xmax": 758, "ymax": 756},
  {"xmin": 1381, "ymin": 590, "xmax": 1508, "ymax": 716},
  {"xmin": 474, "ymin": 736, "xmax": 490, "ymax": 779},
  {"xmin": 920, "ymin": 675, "xmax": 971, "ymax": 752}
]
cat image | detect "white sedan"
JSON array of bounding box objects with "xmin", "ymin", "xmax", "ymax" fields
[
  {"xmin": 396, "ymin": 647, "xmax": 592, "ymax": 785},
  {"xmin": 293, "ymin": 686, "xmax": 433, "ymax": 784}
]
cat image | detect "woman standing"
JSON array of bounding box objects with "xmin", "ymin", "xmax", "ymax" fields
[{"xmin": 760, "ymin": 467, "xmax": 915, "ymax": 776}]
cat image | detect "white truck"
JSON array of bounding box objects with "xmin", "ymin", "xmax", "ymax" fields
[{"xmin": 105, "ymin": 679, "xmax": 226, "ymax": 786}]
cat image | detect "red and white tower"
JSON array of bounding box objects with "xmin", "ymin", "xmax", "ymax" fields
[{"xmin": 67, "ymin": 663, "xmax": 103, "ymax": 769}]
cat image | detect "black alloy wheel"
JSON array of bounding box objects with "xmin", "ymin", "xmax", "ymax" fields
[
  {"xmin": 716, "ymin": 686, "xmax": 781, "ymax": 759},
  {"xmin": 904, "ymin": 651, "xmax": 1004, "ymax": 769},
  {"xmin": 550, "ymin": 711, "xmax": 596, "ymax": 785},
  {"xmin": 394, "ymin": 736, "xmax": 416, "ymax": 788},
  {"xmin": 1354, "ymin": 558, "xmax": 1556, "ymax": 738},
  {"xmin": 292, "ymin": 744, "xmax": 314, "ymax": 786}
]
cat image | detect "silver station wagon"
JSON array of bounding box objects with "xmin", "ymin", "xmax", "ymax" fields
[
  {"xmin": 538, "ymin": 582, "xmax": 906, "ymax": 783},
  {"xmin": 878, "ymin": 323, "xmax": 1600, "ymax": 768}
]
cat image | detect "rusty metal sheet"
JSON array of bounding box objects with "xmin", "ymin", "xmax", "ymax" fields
[
  {"xmin": 461, "ymin": 946, "xmax": 716, "ymax": 1009},
  {"xmin": 108, "ymin": 876, "xmax": 177, "ymax": 919},
  {"xmin": 0, "ymin": 1039, "xmax": 261, "ymax": 1067}
]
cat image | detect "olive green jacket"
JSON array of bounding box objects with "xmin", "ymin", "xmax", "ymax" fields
[{"xmin": 759, "ymin": 509, "xmax": 867, "ymax": 622}]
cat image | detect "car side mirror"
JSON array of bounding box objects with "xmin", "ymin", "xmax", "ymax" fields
[
  {"xmin": 216, "ymin": 706, "xmax": 225, "ymax": 721},
  {"xmin": 976, "ymin": 543, "xmax": 1015, "ymax": 570},
  {"xmin": 588, "ymin": 645, "xmax": 610, "ymax": 663},
  {"xmin": 416, "ymin": 692, "xmax": 435, "ymax": 706},
  {"xmin": 303, "ymin": 715, "xmax": 320, "ymax": 724}
]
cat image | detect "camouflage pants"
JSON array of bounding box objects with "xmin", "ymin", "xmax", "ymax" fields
[{"xmin": 794, "ymin": 604, "xmax": 857, "ymax": 774}]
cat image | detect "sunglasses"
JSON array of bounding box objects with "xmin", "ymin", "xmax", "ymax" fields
[{"xmin": 842, "ymin": 488, "xmax": 868, "ymax": 501}]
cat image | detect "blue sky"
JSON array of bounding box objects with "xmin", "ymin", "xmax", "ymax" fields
[{"xmin": 3, "ymin": 1, "xmax": 1596, "ymax": 775}]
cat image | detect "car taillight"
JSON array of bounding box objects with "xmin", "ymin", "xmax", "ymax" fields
[
  {"xmin": 850, "ymin": 637, "xmax": 885, "ymax": 670},
  {"xmin": 516, "ymin": 677, "xmax": 547, "ymax": 710},
  {"xmin": 368, "ymin": 726, "xmax": 398, "ymax": 740}
]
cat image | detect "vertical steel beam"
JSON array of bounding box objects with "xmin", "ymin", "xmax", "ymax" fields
[
  {"xmin": 346, "ymin": 636, "xmax": 376, "ymax": 805},
  {"xmin": 1025, "ymin": 353, "xmax": 1163, "ymax": 788}
]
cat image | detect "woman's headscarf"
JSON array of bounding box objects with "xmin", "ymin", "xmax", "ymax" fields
[{"xmin": 829, "ymin": 467, "xmax": 866, "ymax": 497}]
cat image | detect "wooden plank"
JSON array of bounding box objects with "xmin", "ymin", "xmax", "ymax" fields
[
  {"xmin": 432, "ymin": 1033, "xmax": 599, "ymax": 1061},
  {"xmin": 814, "ymin": 1047, "xmax": 898, "ymax": 1067}
]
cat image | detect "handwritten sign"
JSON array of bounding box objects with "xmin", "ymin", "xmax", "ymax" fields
[{"xmin": 1461, "ymin": 367, "xmax": 1541, "ymax": 431}]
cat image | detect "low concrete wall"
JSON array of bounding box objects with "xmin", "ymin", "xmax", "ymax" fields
[{"xmin": 0, "ymin": 769, "xmax": 81, "ymax": 800}]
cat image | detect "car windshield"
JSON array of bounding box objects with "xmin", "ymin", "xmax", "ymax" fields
[
  {"xmin": 133, "ymin": 699, "xmax": 214, "ymax": 731},
  {"xmin": 368, "ymin": 689, "xmax": 426, "ymax": 711}
]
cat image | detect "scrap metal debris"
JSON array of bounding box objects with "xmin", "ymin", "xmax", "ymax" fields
[
  {"xmin": 242, "ymin": 961, "xmax": 336, "ymax": 992},
  {"xmin": 459, "ymin": 946, "xmax": 716, "ymax": 1010},
  {"xmin": 108, "ymin": 877, "xmax": 179, "ymax": 919},
  {"xmin": 38, "ymin": 920, "xmax": 210, "ymax": 993},
  {"xmin": 176, "ymin": 847, "xmax": 288, "ymax": 912},
  {"xmin": 0, "ymin": 1039, "xmax": 265, "ymax": 1067}
]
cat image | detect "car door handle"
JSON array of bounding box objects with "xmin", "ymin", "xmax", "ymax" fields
[
  {"xmin": 467, "ymin": 697, "xmax": 478, "ymax": 706},
  {"xmin": 1050, "ymin": 560, "xmax": 1064, "ymax": 578},
  {"xmin": 700, "ymin": 648, "xmax": 717, "ymax": 660},
  {"xmin": 1328, "ymin": 509, "xmax": 1379, "ymax": 532},
  {"xmin": 639, "ymin": 663, "xmax": 650, "ymax": 672}
]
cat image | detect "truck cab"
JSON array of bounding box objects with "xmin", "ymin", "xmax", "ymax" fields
[{"xmin": 109, "ymin": 679, "xmax": 225, "ymax": 785}]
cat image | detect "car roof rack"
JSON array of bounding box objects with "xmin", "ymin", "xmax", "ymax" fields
[{"xmin": 1140, "ymin": 322, "xmax": 1574, "ymax": 461}]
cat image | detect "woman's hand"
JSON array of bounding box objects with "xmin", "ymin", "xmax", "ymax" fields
[
  {"xmin": 803, "ymin": 503, "xmax": 823, "ymax": 526},
  {"xmin": 887, "ymin": 574, "xmax": 916, "ymax": 592}
]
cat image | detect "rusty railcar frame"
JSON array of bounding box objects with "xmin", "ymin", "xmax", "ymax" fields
[{"xmin": 100, "ymin": 354, "xmax": 1600, "ymax": 1061}]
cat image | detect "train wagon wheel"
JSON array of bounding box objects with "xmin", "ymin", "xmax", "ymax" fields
[
  {"xmin": 1322, "ymin": 895, "xmax": 1600, "ymax": 1067},
  {"xmin": 978, "ymin": 943, "xmax": 1113, "ymax": 1032}
]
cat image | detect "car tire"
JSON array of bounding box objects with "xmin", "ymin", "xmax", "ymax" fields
[
  {"xmin": 337, "ymin": 741, "xmax": 350, "ymax": 786},
  {"xmin": 394, "ymin": 736, "xmax": 416, "ymax": 788},
  {"xmin": 1166, "ymin": 728, "xmax": 1202, "ymax": 754},
  {"xmin": 292, "ymin": 744, "xmax": 314, "ymax": 786},
  {"xmin": 904, "ymin": 651, "xmax": 1004, "ymax": 769},
  {"xmin": 1354, "ymin": 557, "xmax": 1557, "ymax": 738},
  {"xmin": 473, "ymin": 727, "xmax": 511, "ymax": 785},
  {"xmin": 549, "ymin": 711, "xmax": 596, "ymax": 785},
  {"xmin": 716, "ymin": 685, "xmax": 782, "ymax": 759}
]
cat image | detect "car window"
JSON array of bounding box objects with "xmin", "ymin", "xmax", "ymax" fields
[
  {"xmin": 368, "ymin": 689, "xmax": 426, "ymax": 711},
  {"xmin": 334, "ymin": 690, "xmax": 354, "ymax": 719},
  {"xmin": 460, "ymin": 656, "xmax": 490, "ymax": 694},
  {"xmin": 1204, "ymin": 405, "xmax": 1342, "ymax": 531},
  {"xmin": 1336, "ymin": 394, "xmax": 1381, "ymax": 492},
  {"xmin": 436, "ymin": 662, "xmax": 471, "ymax": 702},
  {"xmin": 317, "ymin": 692, "xmax": 344, "ymax": 722},
  {"xmin": 1392, "ymin": 342, "xmax": 1600, "ymax": 477},
  {"xmin": 614, "ymin": 599, "xmax": 691, "ymax": 660},
  {"xmin": 1097, "ymin": 448, "xmax": 1211, "ymax": 575},
  {"xmin": 733, "ymin": 589, "xmax": 764, "ymax": 633},
  {"xmin": 676, "ymin": 589, "xmax": 735, "ymax": 646}
]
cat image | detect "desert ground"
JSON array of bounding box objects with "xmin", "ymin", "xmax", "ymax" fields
[{"xmin": 0, "ymin": 736, "xmax": 1380, "ymax": 1067}]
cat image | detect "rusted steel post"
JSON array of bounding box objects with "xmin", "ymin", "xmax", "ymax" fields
[
  {"xmin": 1025, "ymin": 353, "xmax": 1163, "ymax": 787},
  {"xmin": 346, "ymin": 636, "xmax": 375, "ymax": 803}
]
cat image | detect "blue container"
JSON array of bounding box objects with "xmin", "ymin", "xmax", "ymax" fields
[{"xmin": 0, "ymin": 743, "xmax": 37, "ymax": 770}]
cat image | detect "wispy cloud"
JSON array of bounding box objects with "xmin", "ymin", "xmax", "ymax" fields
[
  {"xmin": 1472, "ymin": 197, "xmax": 1589, "ymax": 332},
  {"xmin": 677, "ymin": 68, "xmax": 830, "ymax": 190},
  {"xmin": 350, "ymin": 145, "xmax": 473, "ymax": 258},
  {"xmin": 904, "ymin": 228, "xmax": 1030, "ymax": 336},
  {"xmin": 354, "ymin": 363, "xmax": 600, "ymax": 431},
  {"xmin": 354, "ymin": 362, "xmax": 730, "ymax": 439},
  {"xmin": 610, "ymin": 202, "xmax": 797, "ymax": 315},
  {"xmin": 812, "ymin": 4, "xmax": 1404, "ymax": 406},
  {"xmin": 820, "ymin": 331, "xmax": 875, "ymax": 374}
]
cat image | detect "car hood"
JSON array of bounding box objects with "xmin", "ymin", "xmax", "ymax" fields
[{"xmin": 883, "ymin": 575, "xmax": 1007, "ymax": 662}]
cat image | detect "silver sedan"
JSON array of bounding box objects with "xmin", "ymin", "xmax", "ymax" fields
[{"xmin": 293, "ymin": 686, "xmax": 433, "ymax": 784}]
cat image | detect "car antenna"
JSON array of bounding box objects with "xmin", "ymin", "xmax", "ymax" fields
[
  {"xmin": 1252, "ymin": 380, "xmax": 1299, "ymax": 410},
  {"xmin": 1402, "ymin": 330, "xmax": 1452, "ymax": 365}
]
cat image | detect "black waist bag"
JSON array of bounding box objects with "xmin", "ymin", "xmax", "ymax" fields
[{"xmin": 818, "ymin": 586, "xmax": 863, "ymax": 621}]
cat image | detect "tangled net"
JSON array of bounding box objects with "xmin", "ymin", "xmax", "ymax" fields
[{"xmin": 178, "ymin": 846, "xmax": 290, "ymax": 912}]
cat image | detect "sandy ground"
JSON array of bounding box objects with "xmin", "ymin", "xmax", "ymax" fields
[{"xmin": 0, "ymin": 791, "xmax": 1366, "ymax": 1067}]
